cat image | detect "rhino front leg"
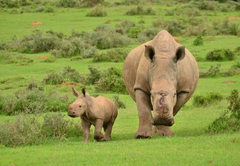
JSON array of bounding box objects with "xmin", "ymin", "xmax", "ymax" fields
[
  {"xmin": 153, "ymin": 125, "xmax": 174, "ymax": 136},
  {"xmin": 94, "ymin": 119, "xmax": 105, "ymax": 141},
  {"xmin": 81, "ymin": 119, "xmax": 91, "ymax": 142},
  {"xmin": 135, "ymin": 90, "xmax": 153, "ymax": 138}
]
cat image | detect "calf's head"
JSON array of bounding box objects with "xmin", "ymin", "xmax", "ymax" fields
[
  {"xmin": 145, "ymin": 43, "xmax": 185, "ymax": 126},
  {"xmin": 68, "ymin": 88, "xmax": 90, "ymax": 118}
]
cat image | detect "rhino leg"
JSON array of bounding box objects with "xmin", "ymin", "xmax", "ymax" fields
[
  {"xmin": 103, "ymin": 121, "xmax": 114, "ymax": 141},
  {"xmin": 94, "ymin": 119, "xmax": 105, "ymax": 141},
  {"xmin": 135, "ymin": 90, "xmax": 153, "ymax": 138},
  {"xmin": 153, "ymin": 125, "xmax": 174, "ymax": 136},
  {"xmin": 81, "ymin": 119, "xmax": 91, "ymax": 142}
]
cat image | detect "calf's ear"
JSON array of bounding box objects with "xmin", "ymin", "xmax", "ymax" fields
[
  {"xmin": 82, "ymin": 88, "xmax": 86, "ymax": 97},
  {"xmin": 72, "ymin": 88, "xmax": 79, "ymax": 97},
  {"xmin": 176, "ymin": 46, "xmax": 185, "ymax": 61}
]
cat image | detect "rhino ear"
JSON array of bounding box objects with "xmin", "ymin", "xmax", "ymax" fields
[
  {"xmin": 82, "ymin": 88, "xmax": 86, "ymax": 97},
  {"xmin": 72, "ymin": 88, "xmax": 79, "ymax": 97},
  {"xmin": 176, "ymin": 46, "xmax": 185, "ymax": 61},
  {"xmin": 145, "ymin": 45, "xmax": 155, "ymax": 61}
]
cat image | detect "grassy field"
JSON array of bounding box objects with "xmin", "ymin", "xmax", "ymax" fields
[{"xmin": 0, "ymin": 0, "xmax": 240, "ymax": 165}]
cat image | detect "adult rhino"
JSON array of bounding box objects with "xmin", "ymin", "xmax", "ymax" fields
[{"xmin": 123, "ymin": 30, "xmax": 199, "ymax": 138}]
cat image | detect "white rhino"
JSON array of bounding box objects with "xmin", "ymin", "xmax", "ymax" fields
[
  {"xmin": 68, "ymin": 88, "xmax": 118, "ymax": 142},
  {"xmin": 123, "ymin": 30, "xmax": 199, "ymax": 138}
]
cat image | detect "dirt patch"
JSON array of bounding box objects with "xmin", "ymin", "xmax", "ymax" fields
[
  {"xmin": 61, "ymin": 82, "xmax": 78, "ymax": 87},
  {"xmin": 39, "ymin": 56, "xmax": 47, "ymax": 59},
  {"xmin": 222, "ymin": 81, "xmax": 235, "ymax": 84},
  {"xmin": 30, "ymin": 21, "xmax": 42, "ymax": 25},
  {"xmin": 173, "ymin": 37, "xmax": 180, "ymax": 43},
  {"xmin": 228, "ymin": 17, "xmax": 240, "ymax": 19}
]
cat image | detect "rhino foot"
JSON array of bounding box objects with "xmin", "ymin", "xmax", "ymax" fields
[
  {"xmin": 135, "ymin": 130, "xmax": 152, "ymax": 139},
  {"xmin": 153, "ymin": 125, "xmax": 174, "ymax": 136}
]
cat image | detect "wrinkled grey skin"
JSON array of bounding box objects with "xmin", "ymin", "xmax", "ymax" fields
[
  {"xmin": 123, "ymin": 30, "xmax": 199, "ymax": 138},
  {"xmin": 68, "ymin": 88, "xmax": 118, "ymax": 142}
]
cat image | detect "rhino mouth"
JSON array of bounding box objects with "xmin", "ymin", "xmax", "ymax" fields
[
  {"xmin": 68, "ymin": 114, "xmax": 76, "ymax": 118},
  {"xmin": 152, "ymin": 117, "xmax": 174, "ymax": 126}
]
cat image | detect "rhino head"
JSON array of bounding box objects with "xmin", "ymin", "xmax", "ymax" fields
[
  {"xmin": 68, "ymin": 88, "xmax": 90, "ymax": 118},
  {"xmin": 145, "ymin": 35, "xmax": 185, "ymax": 126}
]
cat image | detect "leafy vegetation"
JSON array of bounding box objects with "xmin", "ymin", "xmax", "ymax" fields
[{"xmin": 207, "ymin": 89, "xmax": 240, "ymax": 133}]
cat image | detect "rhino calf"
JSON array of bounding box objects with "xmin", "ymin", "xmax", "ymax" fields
[{"xmin": 68, "ymin": 88, "xmax": 118, "ymax": 142}]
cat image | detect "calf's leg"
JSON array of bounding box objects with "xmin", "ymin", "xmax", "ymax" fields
[
  {"xmin": 81, "ymin": 119, "xmax": 91, "ymax": 142},
  {"xmin": 94, "ymin": 119, "xmax": 105, "ymax": 141}
]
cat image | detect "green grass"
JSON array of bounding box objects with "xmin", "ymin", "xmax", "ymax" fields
[{"xmin": 1, "ymin": 1, "xmax": 240, "ymax": 165}]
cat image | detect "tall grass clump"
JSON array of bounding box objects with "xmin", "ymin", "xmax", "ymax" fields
[
  {"xmin": 0, "ymin": 113, "xmax": 83, "ymax": 147},
  {"xmin": 91, "ymin": 25, "xmax": 132, "ymax": 49},
  {"xmin": 126, "ymin": 5, "xmax": 156, "ymax": 15},
  {"xmin": 0, "ymin": 51, "xmax": 33, "ymax": 64},
  {"xmin": 193, "ymin": 92, "xmax": 223, "ymax": 107},
  {"xmin": 206, "ymin": 49, "xmax": 235, "ymax": 61},
  {"xmin": 206, "ymin": 89, "xmax": 240, "ymax": 133},
  {"xmin": 86, "ymin": 4, "xmax": 107, "ymax": 17},
  {"xmin": 1, "ymin": 82, "xmax": 69, "ymax": 115},
  {"xmin": 92, "ymin": 48, "xmax": 129, "ymax": 62},
  {"xmin": 43, "ymin": 66, "xmax": 85, "ymax": 84},
  {"xmin": 199, "ymin": 64, "xmax": 221, "ymax": 78}
]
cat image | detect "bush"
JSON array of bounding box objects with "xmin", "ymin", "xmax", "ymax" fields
[
  {"xmin": 90, "ymin": 25, "xmax": 132, "ymax": 49},
  {"xmin": 112, "ymin": 96, "xmax": 126, "ymax": 109},
  {"xmin": 193, "ymin": 92, "xmax": 223, "ymax": 107},
  {"xmin": 206, "ymin": 89, "xmax": 240, "ymax": 134},
  {"xmin": 126, "ymin": 5, "xmax": 156, "ymax": 15},
  {"xmin": 51, "ymin": 37, "xmax": 96, "ymax": 58},
  {"xmin": 92, "ymin": 48, "xmax": 129, "ymax": 62},
  {"xmin": 127, "ymin": 26, "xmax": 143, "ymax": 38},
  {"xmin": 137, "ymin": 27, "xmax": 159, "ymax": 43},
  {"xmin": 86, "ymin": 4, "xmax": 107, "ymax": 17},
  {"xmin": 193, "ymin": 36, "xmax": 203, "ymax": 46},
  {"xmin": 206, "ymin": 49, "xmax": 235, "ymax": 61},
  {"xmin": 199, "ymin": 64, "xmax": 221, "ymax": 78},
  {"xmin": 0, "ymin": 51, "xmax": 33, "ymax": 64},
  {"xmin": 1, "ymin": 83, "xmax": 69, "ymax": 115},
  {"xmin": 222, "ymin": 62, "xmax": 240, "ymax": 77},
  {"xmin": 0, "ymin": 113, "xmax": 83, "ymax": 147},
  {"xmin": 115, "ymin": 20, "xmax": 136, "ymax": 35},
  {"xmin": 86, "ymin": 66, "xmax": 102, "ymax": 85},
  {"xmin": 95, "ymin": 67, "xmax": 127, "ymax": 94},
  {"xmin": 43, "ymin": 66, "xmax": 86, "ymax": 84}
]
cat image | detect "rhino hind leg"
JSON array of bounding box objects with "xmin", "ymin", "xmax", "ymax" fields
[
  {"xmin": 103, "ymin": 121, "xmax": 114, "ymax": 141},
  {"xmin": 153, "ymin": 125, "xmax": 174, "ymax": 136},
  {"xmin": 94, "ymin": 119, "xmax": 105, "ymax": 141}
]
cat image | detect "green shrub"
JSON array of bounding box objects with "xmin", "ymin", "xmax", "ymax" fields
[
  {"xmin": 86, "ymin": 66, "xmax": 102, "ymax": 85},
  {"xmin": 86, "ymin": 4, "xmax": 107, "ymax": 17},
  {"xmin": 137, "ymin": 27, "xmax": 159, "ymax": 43},
  {"xmin": 0, "ymin": 114, "xmax": 43, "ymax": 147},
  {"xmin": 95, "ymin": 67, "xmax": 127, "ymax": 94},
  {"xmin": 41, "ymin": 113, "xmax": 83, "ymax": 138},
  {"xmin": 57, "ymin": 0, "xmax": 77, "ymax": 7},
  {"xmin": 1, "ymin": 83, "xmax": 69, "ymax": 115},
  {"xmin": 193, "ymin": 92, "xmax": 223, "ymax": 107},
  {"xmin": 0, "ymin": 113, "xmax": 83, "ymax": 147},
  {"xmin": 206, "ymin": 49, "xmax": 235, "ymax": 61},
  {"xmin": 43, "ymin": 66, "xmax": 85, "ymax": 84},
  {"xmin": 222, "ymin": 62, "xmax": 240, "ymax": 77},
  {"xmin": 0, "ymin": 51, "xmax": 33, "ymax": 64},
  {"xmin": 126, "ymin": 5, "xmax": 155, "ymax": 15},
  {"xmin": 127, "ymin": 26, "xmax": 143, "ymax": 38},
  {"xmin": 51, "ymin": 37, "xmax": 96, "ymax": 58},
  {"xmin": 193, "ymin": 36, "xmax": 203, "ymax": 46},
  {"xmin": 199, "ymin": 64, "xmax": 221, "ymax": 78},
  {"xmin": 206, "ymin": 89, "xmax": 240, "ymax": 134},
  {"xmin": 116, "ymin": 20, "xmax": 136, "ymax": 35},
  {"xmin": 92, "ymin": 48, "xmax": 129, "ymax": 62},
  {"xmin": 112, "ymin": 96, "xmax": 126, "ymax": 109},
  {"xmin": 92, "ymin": 26, "xmax": 132, "ymax": 49}
]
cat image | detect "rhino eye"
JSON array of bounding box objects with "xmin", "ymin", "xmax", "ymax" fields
[{"xmin": 79, "ymin": 105, "xmax": 82, "ymax": 107}]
